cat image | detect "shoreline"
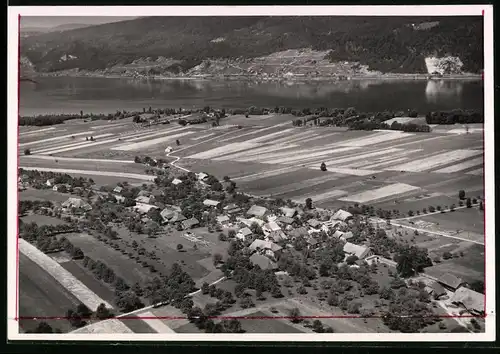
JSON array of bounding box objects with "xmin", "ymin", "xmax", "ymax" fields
[{"xmin": 32, "ymin": 72, "xmax": 482, "ymax": 83}]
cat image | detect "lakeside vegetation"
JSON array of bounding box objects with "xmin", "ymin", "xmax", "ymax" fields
[{"xmin": 19, "ymin": 105, "xmax": 483, "ymax": 128}]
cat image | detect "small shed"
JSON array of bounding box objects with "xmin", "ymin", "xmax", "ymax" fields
[
  {"xmin": 113, "ymin": 186, "xmax": 123, "ymax": 194},
  {"xmin": 181, "ymin": 218, "xmax": 200, "ymax": 230},
  {"xmin": 236, "ymin": 227, "xmax": 253, "ymax": 241}
]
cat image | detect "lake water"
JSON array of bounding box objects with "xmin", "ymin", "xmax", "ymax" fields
[{"xmin": 19, "ymin": 77, "xmax": 484, "ymax": 116}]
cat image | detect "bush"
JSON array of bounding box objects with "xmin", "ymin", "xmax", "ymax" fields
[
  {"xmin": 24, "ymin": 148, "xmax": 31, "ymax": 155},
  {"xmin": 458, "ymin": 190, "xmax": 466, "ymax": 200},
  {"xmin": 176, "ymin": 244, "xmax": 184, "ymax": 251}
]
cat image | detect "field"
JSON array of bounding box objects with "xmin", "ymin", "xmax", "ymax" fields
[
  {"xmin": 21, "ymin": 214, "xmax": 68, "ymax": 226},
  {"xmin": 18, "ymin": 115, "xmax": 484, "ymax": 214},
  {"xmin": 18, "ymin": 253, "xmax": 81, "ymax": 333}
]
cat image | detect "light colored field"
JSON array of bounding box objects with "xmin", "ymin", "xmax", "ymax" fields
[
  {"xmin": 188, "ymin": 142, "xmax": 260, "ymax": 159},
  {"xmin": 36, "ymin": 136, "xmax": 121, "ymax": 155},
  {"xmin": 216, "ymin": 144, "xmax": 300, "ymax": 161},
  {"xmin": 191, "ymin": 133, "xmax": 215, "ymax": 141},
  {"xmin": 19, "ymin": 166, "xmax": 154, "ymax": 181},
  {"xmin": 19, "ymin": 127, "xmax": 55, "ymax": 136},
  {"xmin": 338, "ymin": 183, "xmax": 420, "ymax": 203},
  {"xmin": 263, "ymin": 146, "xmax": 359, "ymax": 165},
  {"xmin": 435, "ymin": 157, "xmax": 484, "ymax": 173},
  {"xmin": 22, "ymin": 155, "xmax": 134, "ymax": 164},
  {"xmin": 337, "ymin": 131, "xmax": 413, "ymax": 147},
  {"xmin": 90, "ymin": 123, "xmax": 130, "ymax": 130},
  {"xmin": 360, "ymin": 156, "xmax": 409, "ymax": 169},
  {"xmin": 270, "ymin": 130, "xmax": 320, "ymax": 145},
  {"xmin": 72, "ymin": 319, "xmax": 134, "ymax": 334},
  {"xmin": 243, "ymin": 128, "xmax": 295, "ymax": 144},
  {"xmin": 112, "ymin": 131, "xmax": 194, "ymax": 151},
  {"xmin": 20, "ymin": 131, "xmax": 93, "ymax": 147},
  {"xmin": 139, "ymin": 311, "xmax": 175, "ymax": 333},
  {"xmin": 19, "ymin": 239, "xmax": 113, "ymax": 310},
  {"xmin": 219, "ymin": 122, "xmax": 290, "ymax": 143},
  {"xmin": 345, "ymin": 149, "xmax": 422, "ymax": 169},
  {"xmin": 388, "ymin": 149, "xmax": 483, "ymax": 172},
  {"xmin": 294, "ymin": 189, "xmax": 349, "ymax": 204},
  {"xmin": 120, "ymin": 126, "xmax": 188, "ymax": 142},
  {"xmin": 319, "ymin": 147, "xmax": 402, "ymax": 167}
]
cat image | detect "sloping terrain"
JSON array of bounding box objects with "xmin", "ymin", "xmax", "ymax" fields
[{"xmin": 20, "ymin": 16, "xmax": 483, "ymax": 75}]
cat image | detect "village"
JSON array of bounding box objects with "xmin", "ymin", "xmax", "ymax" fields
[{"xmin": 17, "ymin": 145, "xmax": 485, "ymax": 334}]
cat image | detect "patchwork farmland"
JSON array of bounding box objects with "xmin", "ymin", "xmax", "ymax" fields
[{"xmin": 17, "ymin": 112, "xmax": 485, "ymax": 334}]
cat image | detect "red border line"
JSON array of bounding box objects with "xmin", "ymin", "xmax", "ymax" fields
[{"xmin": 15, "ymin": 14, "xmax": 21, "ymax": 323}]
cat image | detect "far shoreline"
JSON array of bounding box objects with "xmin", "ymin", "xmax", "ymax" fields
[{"xmin": 31, "ymin": 72, "xmax": 483, "ymax": 83}]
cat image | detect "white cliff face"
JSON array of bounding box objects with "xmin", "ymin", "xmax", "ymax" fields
[{"xmin": 425, "ymin": 56, "xmax": 464, "ymax": 75}]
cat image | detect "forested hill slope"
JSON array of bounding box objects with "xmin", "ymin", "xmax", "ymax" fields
[{"xmin": 20, "ymin": 16, "xmax": 483, "ymax": 75}]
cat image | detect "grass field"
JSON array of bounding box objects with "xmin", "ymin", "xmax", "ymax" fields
[
  {"xmin": 19, "ymin": 253, "xmax": 81, "ymax": 333},
  {"xmin": 19, "ymin": 188, "xmax": 72, "ymax": 203},
  {"xmin": 21, "ymin": 214, "xmax": 68, "ymax": 226}
]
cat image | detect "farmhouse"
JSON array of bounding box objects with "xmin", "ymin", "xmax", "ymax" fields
[
  {"xmin": 196, "ymin": 172, "xmax": 208, "ymax": 181},
  {"xmin": 134, "ymin": 204, "xmax": 159, "ymax": 214},
  {"xmin": 52, "ymin": 184, "xmax": 67, "ymax": 192},
  {"xmin": 160, "ymin": 207, "xmax": 176, "ymax": 223},
  {"xmin": 114, "ymin": 195, "xmax": 126, "ymax": 204},
  {"xmin": 46, "ymin": 178, "xmax": 55, "ymax": 187},
  {"xmin": 307, "ymin": 219, "xmax": 322, "ymax": 229},
  {"xmin": 135, "ymin": 195, "xmax": 152, "ymax": 205},
  {"xmin": 236, "ymin": 227, "xmax": 253, "ymax": 241},
  {"xmin": 266, "ymin": 230, "xmax": 287, "ymax": 243},
  {"xmin": 249, "ymin": 253, "xmax": 278, "ymax": 271},
  {"xmin": 216, "ymin": 215, "xmax": 230, "ymax": 225},
  {"xmin": 307, "ymin": 237, "xmax": 320, "ymax": 249},
  {"xmin": 332, "ymin": 209, "xmax": 353, "ymax": 222},
  {"xmin": 224, "ymin": 203, "xmax": 242, "ymax": 215},
  {"xmin": 113, "ymin": 186, "xmax": 123, "ymax": 194},
  {"xmin": 203, "ymin": 199, "xmax": 220, "ymax": 207},
  {"xmin": 171, "ymin": 178, "xmax": 183, "ymax": 185},
  {"xmin": 364, "ymin": 255, "xmax": 380, "ymax": 266},
  {"xmin": 280, "ymin": 207, "xmax": 297, "ymax": 218},
  {"xmin": 322, "ymin": 219, "xmax": 342, "ymax": 231},
  {"xmin": 62, "ymin": 197, "xmax": 92, "ymax": 213},
  {"xmin": 437, "ymin": 273, "xmax": 466, "ymax": 292},
  {"xmin": 429, "ymin": 282, "xmax": 447, "ymax": 299},
  {"xmin": 249, "ymin": 239, "xmax": 283, "ymax": 254},
  {"xmin": 246, "ymin": 205, "xmax": 268, "ymax": 218},
  {"xmin": 289, "ymin": 227, "xmax": 309, "ymax": 240},
  {"xmin": 276, "ymin": 216, "xmax": 294, "ymax": 225},
  {"xmin": 169, "ymin": 212, "xmax": 187, "ymax": 224},
  {"xmin": 262, "ymin": 221, "xmax": 281, "ymax": 236},
  {"xmin": 137, "ymin": 190, "xmax": 151, "ymax": 198},
  {"xmin": 239, "ymin": 217, "xmax": 265, "ymax": 228},
  {"xmin": 343, "ymin": 242, "xmax": 373, "ymax": 260},
  {"xmin": 182, "ymin": 218, "xmax": 200, "ymax": 230},
  {"xmin": 450, "ymin": 287, "xmax": 485, "ymax": 315}
]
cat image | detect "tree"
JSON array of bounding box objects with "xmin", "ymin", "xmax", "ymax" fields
[
  {"xmin": 479, "ymin": 201, "xmax": 484, "ymax": 211},
  {"xmin": 466, "ymin": 198, "xmax": 472, "ymax": 208},
  {"xmin": 24, "ymin": 148, "xmax": 31, "ymax": 155},
  {"xmin": 239, "ymin": 297, "xmax": 254, "ymax": 309},
  {"xmin": 176, "ymin": 139, "xmax": 181, "ymax": 146},
  {"xmin": 345, "ymin": 255, "xmax": 359, "ymax": 265},
  {"xmin": 95, "ymin": 303, "xmax": 113, "ymax": 320},
  {"xmin": 305, "ymin": 198, "xmax": 313, "ymax": 210},
  {"xmin": 222, "ymin": 319, "xmax": 242, "ymax": 333},
  {"xmin": 201, "ymin": 282, "xmax": 210, "ymax": 295},
  {"xmin": 396, "ymin": 251, "xmax": 414, "ymax": 278},
  {"xmin": 31, "ymin": 321, "xmax": 54, "ymax": 333},
  {"xmin": 177, "ymin": 244, "xmax": 184, "ymax": 251},
  {"xmin": 76, "ymin": 303, "xmax": 92, "ymax": 318},
  {"xmin": 228, "ymin": 229, "xmax": 236, "ymax": 239},
  {"xmin": 312, "ymin": 320, "xmax": 324, "ymax": 333},
  {"xmin": 442, "ymin": 251, "xmax": 453, "ymax": 260},
  {"xmin": 320, "ymin": 162, "xmax": 327, "ymax": 172},
  {"xmin": 213, "ymin": 253, "xmax": 223, "ymax": 266},
  {"xmin": 289, "ymin": 307, "xmax": 301, "ymax": 323},
  {"xmin": 459, "ymin": 190, "xmax": 466, "ymax": 200}
]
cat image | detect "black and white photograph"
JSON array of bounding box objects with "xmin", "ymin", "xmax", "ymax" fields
[{"xmin": 7, "ymin": 5, "xmax": 495, "ymax": 341}]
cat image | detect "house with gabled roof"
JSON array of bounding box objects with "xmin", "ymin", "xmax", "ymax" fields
[
  {"xmin": 343, "ymin": 242, "xmax": 372, "ymax": 260},
  {"xmin": 203, "ymin": 199, "xmax": 220, "ymax": 207},
  {"xmin": 250, "ymin": 253, "xmax": 278, "ymax": 271},
  {"xmin": 113, "ymin": 186, "xmax": 123, "ymax": 194},
  {"xmin": 262, "ymin": 221, "xmax": 281, "ymax": 237},
  {"xmin": 429, "ymin": 282, "xmax": 447, "ymax": 299},
  {"xmin": 437, "ymin": 273, "xmax": 466, "ymax": 291},
  {"xmin": 451, "ymin": 287, "xmax": 484, "ymax": 315},
  {"xmin": 280, "ymin": 207, "xmax": 296, "ymax": 218},
  {"xmin": 171, "ymin": 178, "xmax": 183, "ymax": 185},
  {"xmin": 307, "ymin": 219, "xmax": 322, "ymax": 229},
  {"xmin": 135, "ymin": 195, "xmax": 152, "ymax": 205},
  {"xmin": 246, "ymin": 205, "xmax": 268, "ymax": 218},
  {"xmin": 276, "ymin": 216, "xmax": 294, "ymax": 225},
  {"xmin": 266, "ymin": 230, "xmax": 287, "ymax": 243},
  {"xmin": 62, "ymin": 197, "xmax": 92, "ymax": 213},
  {"xmin": 289, "ymin": 226, "xmax": 309, "ymax": 240},
  {"xmin": 181, "ymin": 217, "xmax": 200, "ymax": 230},
  {"xmin": 46, "ymin": 178, "xmax": 55, "ymax": 187},
  {"xmin": 249, "ymin": 239, "xmax": 283, "ymax": 254},
  {"xmin": 332, "ymin": 209, "xmax": 353, "ymax": 222},
  {"xmin": 216, "ymin": 215, "xmax": 230, "ymax": 225},
  {"xmin": 236, "ymin": 227, "xmax": 253, "ymax": 241}
]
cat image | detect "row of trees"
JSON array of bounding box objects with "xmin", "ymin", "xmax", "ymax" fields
[
  {"xmin": 65, "ymin": 302, "xmax": 114, "ymax": 328},
  {"xmin": 425, "ymin": 110, "xmax": 484, "ymax": 124}
]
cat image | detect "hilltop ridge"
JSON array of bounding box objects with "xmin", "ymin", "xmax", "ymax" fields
[{"xmin": 20, "ymin": 16, "xmax": 483, "ymax": 78}]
